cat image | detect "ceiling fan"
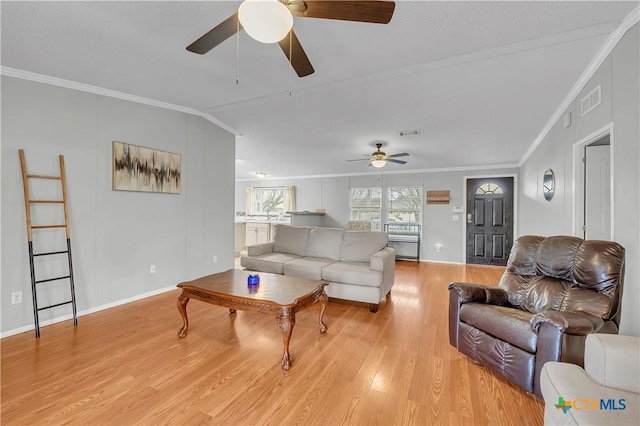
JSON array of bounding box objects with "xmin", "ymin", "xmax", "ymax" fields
[
  {"xmin": 186, "ymin": 0, "xmax": 396, "ymax": 77},
  {"xmin": 346, "ymin": 143, "xmax": 409, "ymax": 168}
]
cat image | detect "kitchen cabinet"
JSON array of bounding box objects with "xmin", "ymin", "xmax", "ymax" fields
[
  {"xmin": 234, "ymin": 223, "xmax": 246, "ymax": 255},
  {"xmin": 245, "ymin": 222, "xmax": 271, "ymax": 246}
]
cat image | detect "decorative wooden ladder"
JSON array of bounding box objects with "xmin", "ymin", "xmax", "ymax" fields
[{"xmin": 19, "ymin": 149, "xmax": 78, "ymax": 338}]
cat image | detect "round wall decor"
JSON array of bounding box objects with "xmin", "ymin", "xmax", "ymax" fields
[{"xmin": 543, "ymin": 169, "xmax": 555, "ymax": 201}]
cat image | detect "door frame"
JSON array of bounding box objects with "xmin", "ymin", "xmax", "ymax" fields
[
  {"xmin": 571, "ymin": 122, "xmax": 615, "ymax": 240},
  {"xmin": 462, "ymin": 173, "xmax": 518, "ymax": 264}
]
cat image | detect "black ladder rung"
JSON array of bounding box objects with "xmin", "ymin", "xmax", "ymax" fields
[
  {"xmin": 32, "ymin": 224, "xmax": 66, "ymax": 229},
  {"xmin": 38, "ymin": 301, "xmax": 72, "ymax": 311},
  {"xmin": 29, "ymin": 199, "xmax": 65, "ymax": 204},
  {"xmin": 35, "ymin": 275, "xmax": 70, "ymax": 284},
  {"xmin": 33, "ymin": 250, "xmax": 69, "ymax": 257},
  {"xmin": 26, "ymin": 174, "xmax": 62, "ymax": 180}
]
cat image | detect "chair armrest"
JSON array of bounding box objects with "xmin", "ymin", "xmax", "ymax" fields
[
  {"xmin": 448, "ymin": 282, "xmax": 510, "ymax": 306},
  {"xmin": 530, "ymin": 310, "xmax": 604, "ymax": 335},
  {"xmin": 585, "ymin": 334, "xmax": 640, "ymax": 393},
  {"xmin": 447, "ymin": 282, "xmax": 509, "ymax": 349},
  {"xmin": 247, "ymin": 242, "xmax": 274, "ymax": 256}
]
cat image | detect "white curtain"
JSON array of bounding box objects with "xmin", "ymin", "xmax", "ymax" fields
[
  {"xmin": 284, "ymin": 186, "xmax": 296, "ymax": 212},
  {"xmin": 246, "ymin": 187, "xmax": 254, "ymax": 215}
]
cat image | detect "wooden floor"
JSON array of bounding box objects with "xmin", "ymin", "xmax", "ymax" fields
[{"xmin": 1, "ymin": 261, "xmax": 543, "ymax": 425}]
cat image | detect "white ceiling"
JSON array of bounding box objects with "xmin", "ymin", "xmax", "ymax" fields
[{"xmin": 2, "ymin": 1, "xmax": 637, "ymax": 180}]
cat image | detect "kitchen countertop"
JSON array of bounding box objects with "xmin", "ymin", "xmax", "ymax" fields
[
  {"xmin": 235, "ymin": 217, "xmax": 291, "ymax": 224},
  {"xmin": 286, "ymin": 211, "xmax": 326, "ymax": 216}
]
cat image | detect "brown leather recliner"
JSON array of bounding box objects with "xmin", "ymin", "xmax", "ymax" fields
[{"xmin": 449, "ymin": 235, "xmax": 625, "ymax": 397}]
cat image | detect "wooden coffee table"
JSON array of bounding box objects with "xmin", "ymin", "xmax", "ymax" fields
[{"xmin": 176, "ymin": 269, "xmax": 328, "ymax": 370}]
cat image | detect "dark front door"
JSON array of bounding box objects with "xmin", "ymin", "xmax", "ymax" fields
[{"xmin": 466, "ymin": 177, "xmax": 514, "ymax": 266}]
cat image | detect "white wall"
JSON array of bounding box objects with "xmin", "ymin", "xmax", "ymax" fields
[
  {"xmin": 1, "ymin": 76, "xmax": 235, "ymax": 335},
  {"xmin": 519, "ymin": 24, "xmax": 639, "ymax": 336},
  {"xmin": 236, "ymin": 166, "xmax": 518, "ymax": 264}
]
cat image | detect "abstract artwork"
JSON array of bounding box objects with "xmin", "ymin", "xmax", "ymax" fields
[{"xmin": 112, "ymin": 141, "xmax": 181, "ymax": 193}]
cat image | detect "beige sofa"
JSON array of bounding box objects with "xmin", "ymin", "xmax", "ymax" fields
[
  {"xmin": 540, "ymin": 334, "xmax": 639, "ymax": 425},
  {"xmin": 240, "ymin": 224, "xmax": 395, "ymax": 312}
]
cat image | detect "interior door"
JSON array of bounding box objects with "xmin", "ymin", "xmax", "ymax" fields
[
  {"xmin": 466, "ymin": 177, "xmax": 514, "ymax": 266},
  {"xmin": 584, "ymin": 143, "xmax": 611, "ymax": 240}
]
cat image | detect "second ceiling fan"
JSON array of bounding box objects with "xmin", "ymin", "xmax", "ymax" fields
[
  {"xmin": 186, "ymin": 0, "xmax": 396, "ymax": 77},
  {"xmin": 346, "ymin": 143, "xmax": 409, "ymax": 168}
]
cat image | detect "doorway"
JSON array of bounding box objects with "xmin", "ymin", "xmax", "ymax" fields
[
  {"xmin": 465, "ymin": 177, "xmax": 514, "ymax": 266},
  {"xmin": 574, "ymin": 125, "xmax": 613, "ymax": 240}
]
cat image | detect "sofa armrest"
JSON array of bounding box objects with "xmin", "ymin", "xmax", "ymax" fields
[
  {"xmin": 448, "ymin": 282, "xmax": 510, "ymax": 306},
  {"xmin": 370, "ymin": 247, "xmax": 395, "ymax": 271},
  {"xmin": 530, "ymin": 310, "xmax": 604, "ymax": 335},
  {"xmin": 371, "ymin": 247, "xmax": 396, "ymax": 293},
  {"xmin": 247, "ymin": 242, "xmax": 274, "ymax": 256},
  {"xmin": 585, "ymin": 334, "xmax": 640, "ymax": 393}
]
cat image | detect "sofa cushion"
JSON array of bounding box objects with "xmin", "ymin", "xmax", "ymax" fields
[
  {"xmin": 240, "ymin": 252, "xmax": 301, "ymax": 275},
  {"xmin": 340, "ymin": 231, "xmax": 388, "ymax": 262},
  {"xmin": 283, "ymin": 257, "xmax": 336, "ymax": 281},
  {"xmin": 459, "ymin": 303, "xmax": 538, "ymax": 353},
  {"xmin": 273, "ymin": 225, "xmax": 310, "ymax": 256},
  {"xmin": 322, "ymin": 261, "xmax": 383, "ymax": 287},
  {"xmin": 305, "ymin": 227, "xmax": 344, "ymax": 260}
]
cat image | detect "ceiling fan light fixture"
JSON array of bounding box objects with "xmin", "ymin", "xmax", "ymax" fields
[
  {"xmin": 371, "ymin": 159, "xmax": 387, "ymax": 168},
  {"xmin": 238, "ymin": 0, "xmax": 293, "ymax": 44}
]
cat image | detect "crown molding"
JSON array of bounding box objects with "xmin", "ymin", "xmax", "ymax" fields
[
  {"xmin": 519, "ymin": 6, "xmax": 640, "ymax": 166},
  {"xmin": 235, "ymin": 162, "xmax": 520, "ymax": 182},
  {"xmin": 0, "ymin": 66, "xmax": 240, "ymax": 136}
]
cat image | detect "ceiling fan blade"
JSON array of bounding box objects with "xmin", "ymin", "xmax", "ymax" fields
[
  {"xmin": 278, "ymin": 30, "xmax": 315, "ymax": 77},
  {"xmin": 388, "ymin": 159, "xmax": 407, "ymax": 165},
  {"xmin": 292, "ymin": 1, "xmax": 395, "ymax": 24},
  {"xmin": 186, "ymin": 13, "xmax": 240, "ymax": 54},
  {"xmin": 388, "ymin": 152, "xmax": 409, "ymax": 158},
  {"xmin": 345, "ymin": 158, "xmax": 371, "ymax": 162}
]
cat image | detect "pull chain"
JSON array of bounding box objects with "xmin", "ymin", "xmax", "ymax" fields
[
  {"xmin": 288, "ymin": 31, "xmax": 292, "ymax": 96},
  {"xmin": 236, "ymin": 18, "xmax": 240, "ymax": 85}
]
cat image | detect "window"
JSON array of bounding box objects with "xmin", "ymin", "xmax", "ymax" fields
[
  {"xmin": 476, "ymin": 183, "xmax": 503, "ymax": 195},
  {"xmin": 251, "ymin": 187, "xmax": 285, "ymax": 215},
  {"xmin": 387, "ymin": 186, "xmax": 422, "ymax": 224},
  {"xmin": 349, "ymin": 187, "xmax": 382, "ymax": 230}
]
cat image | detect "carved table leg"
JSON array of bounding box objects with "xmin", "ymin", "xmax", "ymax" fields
[
  {"xmin": 276, "ymin": 309, "xmax": 295, "ymax": 370},
  {"xmin": 177, "ymin": 291, "xmax": 190, "ymax": 338},
  {"xmin": 318, "ymin": 290, "xmax": 328, "ymax": 333}
]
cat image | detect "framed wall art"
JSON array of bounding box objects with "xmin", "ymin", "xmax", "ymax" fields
[{"xmin": 112, "ymin": 141, "xmax": 181, "ymax": 194}]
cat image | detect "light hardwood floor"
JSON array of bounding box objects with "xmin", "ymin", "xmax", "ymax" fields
[{"xmin": 1, "ymin": 261, "xmax": 543, "ymax": 425}]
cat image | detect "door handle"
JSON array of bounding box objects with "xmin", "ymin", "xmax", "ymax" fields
[{"xmin": 467, "ymin": 213, "xmax": 472, "ymax": 223}]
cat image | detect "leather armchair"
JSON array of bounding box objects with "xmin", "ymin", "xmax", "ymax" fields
[{"xmin": 449, "ymin": 235, "xmax": 625, "ymax": 397}]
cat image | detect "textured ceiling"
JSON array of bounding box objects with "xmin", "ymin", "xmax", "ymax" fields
[{"xmin": 1, "ymin": 1, "xmax": 637, "ymax": 179}]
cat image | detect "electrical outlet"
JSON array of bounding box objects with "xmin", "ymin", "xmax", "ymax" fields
[
  {"xmin": 11, "ymin": 292, "xmax": 22, "ymax": 304},
  {"xmin": 149, "ymin": 264, "xmax": 156, "ymax": 274},
  {"xmin": 213, "ymin": 255, "xmax": 218, "ymax": 264}
]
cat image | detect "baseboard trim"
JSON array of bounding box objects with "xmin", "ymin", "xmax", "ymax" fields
[
  {"xmin": 406, "ymin": 259, "xmax": 505, "ymax": 268},
  {"xmin": 416, "ymin": 259, "xmax": 466, "ymax": 265},
  {"xmin": 1, "ymin": 285, "xmax": 177, "ymax": 339}
]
